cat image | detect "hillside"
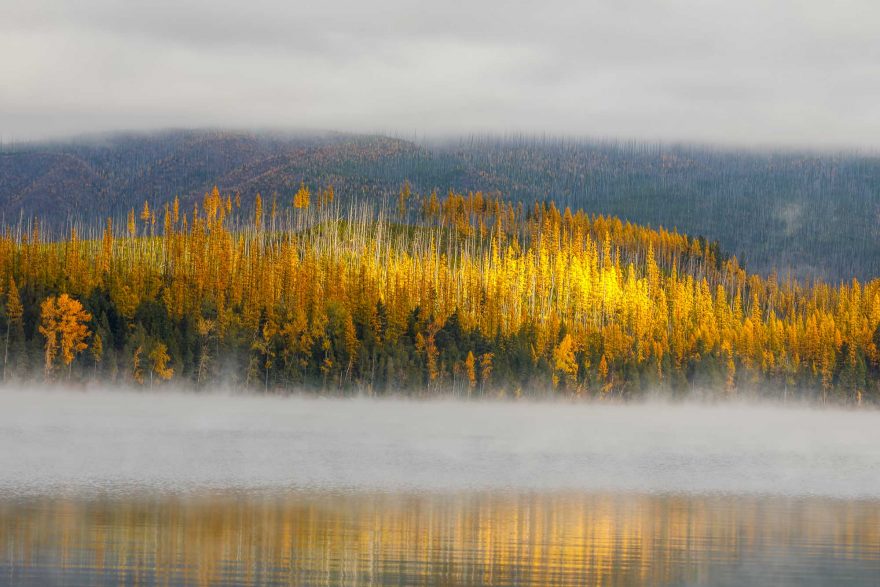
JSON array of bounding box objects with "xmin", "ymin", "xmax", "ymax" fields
[
  {"xmin": 0, "ymin": 130, "xmax": 416, "ymax": 223},
  {"xmin": 1, "ymin": 130, "xmax": 879, "ymax": 281},
  {"xmin": 1, "ymin": 188, "xmax": 879, "ymax": 402}
]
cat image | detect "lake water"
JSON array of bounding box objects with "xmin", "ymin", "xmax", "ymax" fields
[{"xmin": 0, "ymin": 389, "xmax": 878, "ymax": 586}]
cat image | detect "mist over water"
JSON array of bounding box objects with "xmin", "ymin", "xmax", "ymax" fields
[
  {"xmin": 1, "ymin": 387, "xmax": 878, "ymax": 498},
  {"xmin": 2, "ymin": 388, "xmax": 880, "ymax": 585}
]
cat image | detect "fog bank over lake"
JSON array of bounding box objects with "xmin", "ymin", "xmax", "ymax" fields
[{"xmin": 1, "ymin": 389, "xmax": 878, "ymax": 498}]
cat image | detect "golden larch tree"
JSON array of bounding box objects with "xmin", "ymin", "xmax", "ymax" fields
[
  {"xmin": 149, "ymin": 342, "xmax": 173, "ymax": 387},
  {"xmin": 4, "ymin": 277, "xmax": 24, "ymax": 380},
  {"xmin": 293, "ymin": 182, "xmax": 311, "ymax": 209},
  {"xmin": 465, "ymin": 351, "xmax": 477, "ymax": 391},
  {"xmin": 39, "ymin": 294, "xmax": 91, "ymax": 378}
]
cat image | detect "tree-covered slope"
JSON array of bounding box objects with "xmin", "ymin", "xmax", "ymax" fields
[
  {"xmin": 1, "ymin": 130, "xmax": 878, "ymax": 281},
  {"xmin": 2, "ymin": 188, "xmax": 880, "ymax": 402}
]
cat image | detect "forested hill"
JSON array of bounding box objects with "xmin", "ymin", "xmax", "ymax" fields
[
  {"xmin": 3, "ymin": 189, "xmax": 880, "ymax": 401},
  {"xmin": 1, "ymin": 129, "xmax": 878, "ymax": 281}
]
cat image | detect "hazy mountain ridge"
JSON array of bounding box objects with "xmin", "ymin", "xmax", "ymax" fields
[{"xmin": 1, "ymin": 129, "xmax": 878, "ymax": 281}]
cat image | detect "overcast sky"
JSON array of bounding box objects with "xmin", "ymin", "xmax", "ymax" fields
[{"xmin": 2, "ymin": 0, "xmax": 879, "ymax": 147}]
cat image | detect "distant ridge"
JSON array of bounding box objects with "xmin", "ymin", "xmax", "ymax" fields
[{"xmin": 1, "ymin": 129, "xmax": 878, "ymax": 281}]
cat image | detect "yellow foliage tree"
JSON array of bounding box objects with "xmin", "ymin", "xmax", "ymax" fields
[
  {"xmin": 148, "ymin": 342, "xmax": 173, "ymax": 387},
  {"xmin": 293, "ymin": 182, "xmax": 311, "ymax": 209},
  {"xmin": 465, "ymin": 351, "xmax": 476, "ymax": 392},
  {"xmin": 254, "ymin": 193, "xmax": 263, "ymax": 230},
  {"xmin": 479, "ymin": 353, "xmax": 494, "ymax": 393},
  {"xmin": 39, "ymin": 294, "xmax": 92, "ymax": 379},
  {"xmin": 552, "ymin": 334, "xmax": 579, "ymax": 390},
  {"xmin": 4, "ymin": 276, "xmax": 23, "ymax": 380}
]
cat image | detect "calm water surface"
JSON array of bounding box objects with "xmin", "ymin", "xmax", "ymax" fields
[{"xmin": 0, "ymin": 389, "xmax": 878, "ymax": 586}]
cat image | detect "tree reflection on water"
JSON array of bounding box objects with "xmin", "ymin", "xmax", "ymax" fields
[{"xmin": 1, "ymin": 491, "xmax": 879, "ymax": 586}]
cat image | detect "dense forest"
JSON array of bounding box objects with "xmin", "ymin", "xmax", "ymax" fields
[
  {"xmin": 1, "ymin": 130, "xmax": 878, "ymax": 281},
  {"xmin": 1, "ymin": 184, "xmax": 879, "ymax": 403}
]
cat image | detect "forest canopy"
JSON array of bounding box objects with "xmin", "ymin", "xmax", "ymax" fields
[{"xmin": 1, "ymin": 184, "xmax": 879, "ymax": 403}]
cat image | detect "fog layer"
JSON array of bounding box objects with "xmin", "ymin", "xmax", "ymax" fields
[{"xmin": 1, "ymin": 389, "xmax": 878, "ymax": 497}]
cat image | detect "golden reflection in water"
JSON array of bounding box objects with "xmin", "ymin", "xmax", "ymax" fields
[{"xmin": 1, "ymin": 492, "xmax": 879, "ymax": 586}]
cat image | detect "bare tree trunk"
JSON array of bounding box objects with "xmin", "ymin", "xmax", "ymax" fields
[{"xmin": 197, "ymin": 344, "xmax": 210, "ymax": 387}]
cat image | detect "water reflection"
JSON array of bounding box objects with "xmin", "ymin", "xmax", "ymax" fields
[{"xmin": 1, "ymin": 492, "xmax": 878, "ymax": 586}]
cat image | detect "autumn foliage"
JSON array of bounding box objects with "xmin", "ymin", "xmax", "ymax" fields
[
  {"xmin": 38, "ymin": 294, "xmax": 91, "ymax": 378},
  {"xmin": 0, "ymin": 184, "xmax": 879, "ymax": 402}
]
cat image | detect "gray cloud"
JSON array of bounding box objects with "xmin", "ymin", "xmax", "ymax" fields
[{"xmin": 1, "ymin": 0, "xmax": 879, "ymax": 147}]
